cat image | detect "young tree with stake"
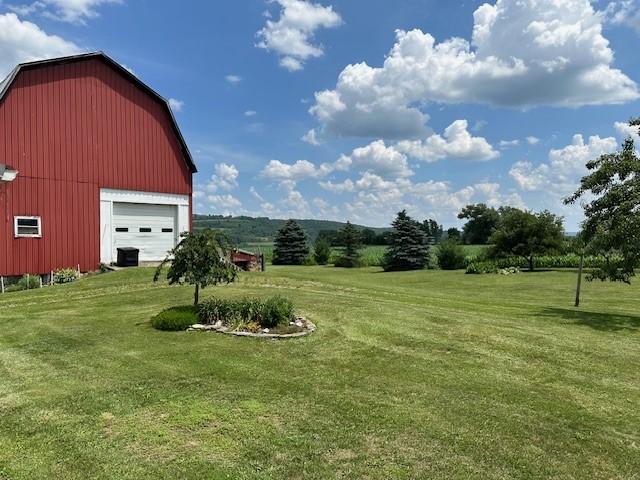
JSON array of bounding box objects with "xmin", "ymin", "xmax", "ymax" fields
[{"xmin": 154, "ymin": 229, "xmax": 237, "ymax": 305}]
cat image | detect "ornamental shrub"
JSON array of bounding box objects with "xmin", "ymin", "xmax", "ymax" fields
[
  {"xmin": 53, "ymin": 268, "xmax": 78, "ymax": 284},
  {"xmin": 151, "ymin": 306, "xmax": 199, "ymax": 331},
  {"xmin": 17, "ymin": 274, "xmax": 40, "ymax": 290},
  {"xmin": 198, "ymin": 296, "xmax": 295, "ymax": 329},
  {"xmin": 262, "ymin": 296, "xmax": 295, "ymax": 328},
  {"xmin": 436, "ymin": 240, "xmax": 466, "ymax": 270},
  {"xmin": 465, "ymin": 261, "xmax": 498, "ymax": 275}
]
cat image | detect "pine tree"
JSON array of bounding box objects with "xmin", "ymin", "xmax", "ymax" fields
[
  {"xmin": 383, "ymin": 211, "xmax": 430, "ymax": 271},
  {"xmin": 272, "ymin": 220, "xmax": 309, "ymax": 265},
  {"xmin": 313, "ymin": 237, "xmax": 331, "ymax": 265},
  {"xmin": 335, "ymin": 221, "xmax": 363, "ymax": 268}
]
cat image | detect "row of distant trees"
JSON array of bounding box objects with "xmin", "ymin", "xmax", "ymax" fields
[
  {"xmin": 156, "ymin": 118, "xmax": 639, "ymax": 304},
  {"xmin": 312, "ymin": 206, "xmax": 526, "ymax": 249},
  {"xmin": 272, "ymin": 205, "xmax": 566, "ymax": 272}
]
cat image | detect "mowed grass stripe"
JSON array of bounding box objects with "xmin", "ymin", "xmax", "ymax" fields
[{"xmin": 0, "ymin": 266, "xmax": 638, "ymax": 479}]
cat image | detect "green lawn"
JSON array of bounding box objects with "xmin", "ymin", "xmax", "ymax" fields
[{"xmin": 1, "ymin": 267, "xmax": 639, "ymax": 479}]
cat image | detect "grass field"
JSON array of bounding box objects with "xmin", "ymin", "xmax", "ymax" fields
[
  {"xmin": 240, "ymin": 243, "xmax": 488, "ymax": 266},
  {"xmin": 1, "ymin": 267, "xmax": 639, "ymax": 479}
]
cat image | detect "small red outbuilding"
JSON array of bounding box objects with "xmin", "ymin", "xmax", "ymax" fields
[{"xmin": 0, "ymin": 52, "xmax": 196, "ymax": 276}]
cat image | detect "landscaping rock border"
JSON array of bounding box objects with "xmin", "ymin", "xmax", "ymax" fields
[{"xmin": 187, "ymin": 316, "xmax": 316, "ymax": 339}]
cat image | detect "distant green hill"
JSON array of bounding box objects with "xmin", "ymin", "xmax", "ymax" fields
[{"xmin": 192, "ymin": 215, "xmax": 388, "ymax": 244}]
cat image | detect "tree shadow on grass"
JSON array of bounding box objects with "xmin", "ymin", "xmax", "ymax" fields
[{"xmin": 539, "ymin": 307, "xmax": 640, "ymax": 332}]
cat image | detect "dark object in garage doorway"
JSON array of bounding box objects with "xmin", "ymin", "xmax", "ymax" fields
[{"xmin": 117, "ymin": 247, "xmax": 140, "ymax": 267}]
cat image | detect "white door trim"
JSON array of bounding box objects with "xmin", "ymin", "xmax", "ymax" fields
[{"xmin": 99, "ymin": 188, "xmax": 190, "ymax": 264}]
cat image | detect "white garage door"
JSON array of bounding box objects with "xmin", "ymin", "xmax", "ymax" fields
[{"xmin": 112, "ymin": 203, "xmax": 177, "ymax": 261}]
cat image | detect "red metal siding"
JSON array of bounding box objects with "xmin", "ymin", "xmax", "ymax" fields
[{"xmin": 0, "ymin": 57, "xmax": 192, "ymax": 276}]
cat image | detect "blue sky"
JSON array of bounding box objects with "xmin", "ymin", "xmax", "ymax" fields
[{"xmin": 1, "ymin": 0, "xmax": 639, "ymax": 229}]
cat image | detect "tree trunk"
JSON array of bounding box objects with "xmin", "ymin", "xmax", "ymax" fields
[
  {"xmin": 575, "ymin": 253, "xmax": 584, "ymax": 308},
  {"xmin": 194, "ymin": 284, "xmax": 200, "ymax": 306},
  {"xmin": 528, "ymin": 255, "xmax": 534, "ymax": 272}
]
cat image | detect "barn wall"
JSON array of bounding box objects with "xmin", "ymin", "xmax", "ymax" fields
[
  {"xmin": 0, "ymin": 58, "xmax": 192, "ymax": 193},
  {"xmin": 1, "ymin": 178, "xmax": 99, "ymax": 276},
  {"xmin": 0, "ymin": 57, "xmax": 193, "ymax": 276}
]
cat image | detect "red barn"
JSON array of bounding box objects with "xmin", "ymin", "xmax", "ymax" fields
[{"xmin": 0, "ymin": 52, "xmax": 196, "ymax": 277}]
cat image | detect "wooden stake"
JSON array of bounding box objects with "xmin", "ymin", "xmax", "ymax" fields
[{"xmin": 575, "ymin": 253, "xmax": 585, "ymax": 308}]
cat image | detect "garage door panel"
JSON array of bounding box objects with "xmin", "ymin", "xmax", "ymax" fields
[{"xmin": 112, "ymin": 203, "xmax": 177, "ymax": 261}]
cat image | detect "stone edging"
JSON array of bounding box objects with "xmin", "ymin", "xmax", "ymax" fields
[{"xmin": 187, "ymin": 317, "xmax": 316, "ymax": 339}]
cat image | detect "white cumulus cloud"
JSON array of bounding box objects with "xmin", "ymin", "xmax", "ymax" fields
[
  {"xmin": 510, "ymin": 133, "xmax": 618, "ymax": 193},
  {"xmin": 261, "ymin": 159, "xmax": 324, "ymax": 181},
  {"xmin": 257, "ymin": 0, "xmax": 342, "ymax": 71},
  {"xmin": 7, "ymin": 0, "xmax": 121, "ymax": 24},
  {"xmin": 301, "ymin": 128, "xmax": 321, "ymax": 146},
  {"xmin": 206, "ymin": 163, "xmax": 239, "ymax": 192},
  {"xmin": 0, "ymin": 13, "xmax": 81, "ymax": 77},
  {"xmin": 340, "ymin": 140, "xmax": 414, "ymax": 178},
  {"xmin": 614, "ymin": 120, "xmax": 640, "ymax": 143},
  {"xmin": 396, "ymin": 120, "xmax": 499, "ymax": 162},
  {"xmin": 168, "ymin": 98, "xmax": 184, "ymax": 112},
  {"xmin": 310, "ymin": 0, "xmax": 638, "ymax": 139}
]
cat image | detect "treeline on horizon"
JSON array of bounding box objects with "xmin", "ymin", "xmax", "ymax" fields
[
  {"xmin": 192, "ymin": 207, "xmax": 571, "ymax": 249},
  {"xmin": 192, "ymin": 214, "xmax": 389, "ymax": 245}
]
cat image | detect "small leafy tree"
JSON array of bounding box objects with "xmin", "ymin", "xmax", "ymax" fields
[
  {"xmin": 446, "ymin": 227, "xmax": 462, "ymax": 243},
  {"xmin": 565, "ymin": 118, "xmax": 640, "ymax": 283},
  {"xmin": 436, "ymin": 240, "xmax": 466, "ymax": 270},
  {"xmin": 383, "ymin": 210, "xmax": 430, "ymax": 271},
  {"xmin": 490, "ymin": 208, "xmax": 565, "ymax": 271},
  {"xmin": 335, "ymin": 221, "xmax": 363, "ymax": 268},
  {"xmin": 458, "ymin": 204, "xmax": 500, "ymax": 244},
  {"xmin": 272, "ymin": 220, "xmax": 309, "ymax": 265},
  {"xmin": 154, "ymin": 229, "xmax": 237, "ymax": 305},
  {"xmin": 313, "ymin": 237, "xmax": 332, "ymax": 265}
]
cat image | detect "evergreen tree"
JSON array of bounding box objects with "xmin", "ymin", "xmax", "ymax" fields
[
  {"xmin": 272, "ymin": 220, "xmax": 309, "ymax": 265},
  {"xmin": 313, "ymin": 237, "xmax": 332, "ymax": 265},
  {"xmin": 383, "ymin": 211, "xmax": 430, "ymax": 271},
  {"xmin": 335, "ymin": 221, "xmax": 363, "ymax": 268}
]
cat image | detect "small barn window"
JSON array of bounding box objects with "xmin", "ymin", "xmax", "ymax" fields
[
  {"xmin": 14, "ymin": 216, "xmax": 42, "ymax": 238},
  {"xmin": 115, "ymin": 227, "xmax": 129, "ymax": 233},
  {"xmin": 139, "ymin": 227, "xmax": 152, "ymax": 233},
  {"xmin": 162, "ymin": 228, "xmax": 173, "ymax": 233}
]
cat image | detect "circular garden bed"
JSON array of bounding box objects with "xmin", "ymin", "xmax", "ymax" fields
[{"xmin": 151, "ymin": 296, "xmax": 315, "ymax": 339}]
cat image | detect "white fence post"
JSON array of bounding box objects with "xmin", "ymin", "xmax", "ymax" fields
[{"xmin": 0, "ymin": 276, "xmax": 4, "ymax": 294}]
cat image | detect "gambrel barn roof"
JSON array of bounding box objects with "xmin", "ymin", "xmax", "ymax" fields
[{"xmin": 0, "ymin": 51, "xmax": 197, "ymax": 173}]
